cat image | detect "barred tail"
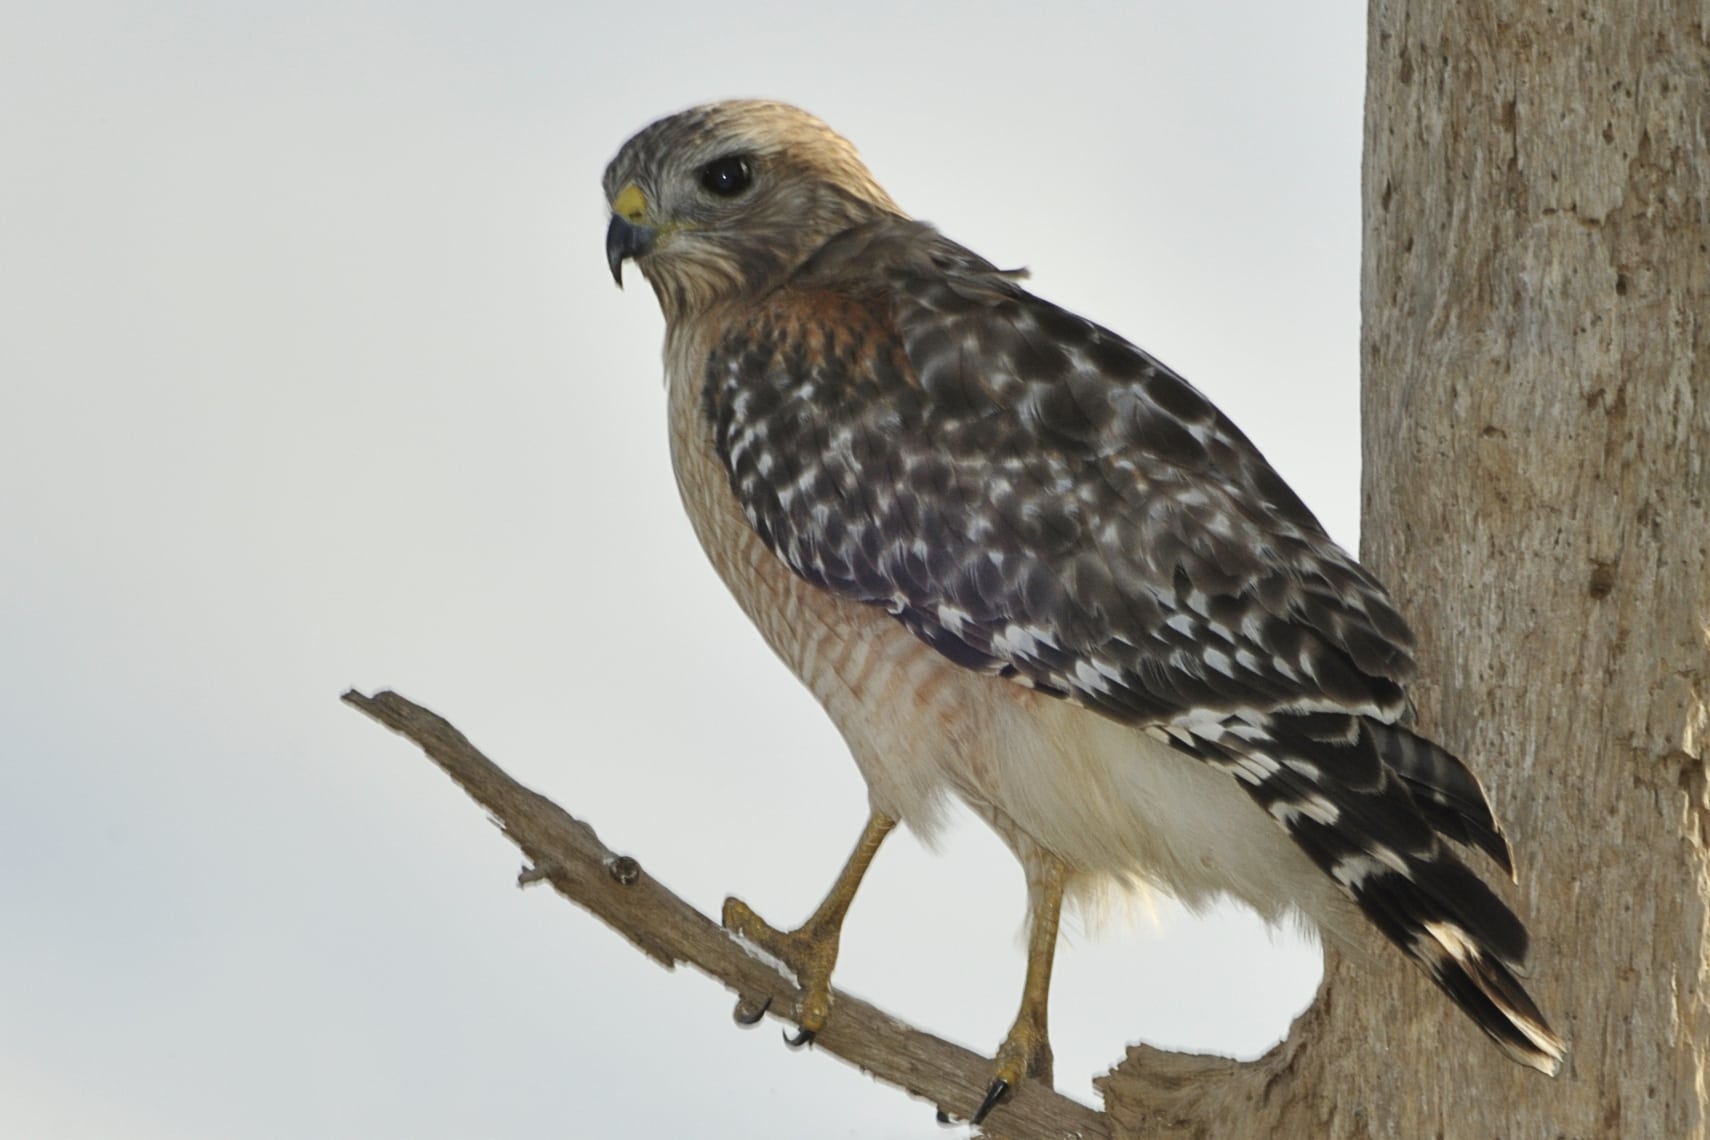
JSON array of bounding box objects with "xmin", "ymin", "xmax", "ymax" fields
[
  {"xmin": 1173, "ymin": 707, "xmax": 1565, "ymax": 1074},
  {"xmin": 1370, "ymin": 721, "xmax": 1514, "ymax": 877}
]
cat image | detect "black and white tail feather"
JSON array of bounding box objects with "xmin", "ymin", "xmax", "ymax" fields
[
  {"xmin": 1165, "ymin": 707, "xmax": 1564, "ymax": 1073},
  {"xmin": 1372, "ymin": 720, "xmax": 1514, "ymax": 875}
]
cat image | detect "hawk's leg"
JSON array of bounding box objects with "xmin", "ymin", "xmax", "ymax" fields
[
  {"xmin": 973, "ymin": 850, "xmax": 1066, "ymax": 1125},
  {"xmin": 722, "ymin": 811, "xmax": 896, "ymax": 1045}
]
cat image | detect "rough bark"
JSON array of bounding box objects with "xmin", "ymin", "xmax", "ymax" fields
[
  {"xmin": 1355, "ymin": 1, "xmax": 1710, "ymax": 1133},
  {"xmin": 1107, "ymin": 2, "xmax": 1710, "ymax": 1135}
]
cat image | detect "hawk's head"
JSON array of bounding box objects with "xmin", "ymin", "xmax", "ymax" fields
[{"xmin": 603, "ymin": 101, "xmax": 904, "ymax": 322}]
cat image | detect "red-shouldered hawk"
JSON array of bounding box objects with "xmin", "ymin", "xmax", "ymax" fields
[{"xmin": 602, "ymin": 100, "xmax": 1563, "ymax": 1122}]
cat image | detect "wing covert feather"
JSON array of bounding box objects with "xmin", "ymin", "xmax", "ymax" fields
[{"xmin": 703, "ymin": 219, "xmax": 1414, "ymax": 724}]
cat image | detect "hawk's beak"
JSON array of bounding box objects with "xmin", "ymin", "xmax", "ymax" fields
[{"xmin": 606, "ymin": 214, "xmax": 654, "ymax": 287}]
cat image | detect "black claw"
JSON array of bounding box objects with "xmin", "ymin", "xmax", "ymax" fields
[
  {"xmin": 971, "ymin": 1078, "xmax": 1010, "ymax": 1125},
  {"xmin": 732, "ymin": 995, "xmax": 772, "ymax": 1026},
  {"xmin": 783, "ymin": 1026, "xmax": 816, "ymax": 1049}
]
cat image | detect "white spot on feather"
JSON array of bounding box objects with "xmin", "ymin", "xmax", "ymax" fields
[
  {"xmin": 1228, "ymin": 750, "xmax": 1281, "ymax": 785},
  {"xmin": 1268, "ymin": 793, "xmax": 1339, "ymax": 825},
  {"xmin": 1074, "ymin": 659, "xmax": 1113, "ymax": 694},
  {"xmin": 993, "ymin": 622, "xmax": 1057, "ymax": 658},
  {"xmin": 936, "ymin": 604, "xmax": 970, "ymax": 635},
  {"xmin": 1330, "ymin": 853, "xmax": 1388, "ymax": 889}
]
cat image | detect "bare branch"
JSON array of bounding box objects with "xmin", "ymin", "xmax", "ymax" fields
[{"xmin": 342, "ymin": 688, "xmax": 1114, "ymax": 1140}]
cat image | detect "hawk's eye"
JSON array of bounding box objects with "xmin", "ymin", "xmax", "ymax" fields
[{"xmin": 699, "ymin": 155, "xmax": 754, "ymax": 198}]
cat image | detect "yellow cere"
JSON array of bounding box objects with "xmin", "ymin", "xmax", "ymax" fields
[{"xmin": 613, "ymin": 183, "xmax": 648, "ymax": 223}]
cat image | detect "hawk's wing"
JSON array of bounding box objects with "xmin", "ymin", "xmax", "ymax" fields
[{"xmin": 706, "ymin": 217, "xmax": 1414, "ymax": 727}]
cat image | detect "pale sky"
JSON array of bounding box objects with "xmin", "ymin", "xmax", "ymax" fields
[{"xmin": 1, "ymin": 3, "xmax": 1363, "ymax": 1137}]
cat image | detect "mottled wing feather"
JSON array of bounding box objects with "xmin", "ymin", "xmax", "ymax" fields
[{"xmin": 706, "ymin": 219, "xmax": 1413, "ymax": 725}]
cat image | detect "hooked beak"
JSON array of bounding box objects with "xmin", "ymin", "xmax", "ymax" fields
[{"xmin": 606, "ymin": 214, "xmax": 655, "ymax": 287}]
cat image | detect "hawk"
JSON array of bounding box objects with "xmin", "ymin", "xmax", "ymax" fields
[{"xmin": 602, "ymin": 100, "xmax": 1563, "ymax": 1121}]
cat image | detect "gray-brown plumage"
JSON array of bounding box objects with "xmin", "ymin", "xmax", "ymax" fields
[{"xmin": 603, "ymin": 99, "xmax": 1563, "ymax": 1117}]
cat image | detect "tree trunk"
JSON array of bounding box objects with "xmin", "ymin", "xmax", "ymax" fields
[
  {"xmin": 1357, "ymin": 0, "xmax": 1710, "ymax": 1133},
  {"xmin": 1104, "ymin": 2, "xmax": 1710, "ymax": 1135}
]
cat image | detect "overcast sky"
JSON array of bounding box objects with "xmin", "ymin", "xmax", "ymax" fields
[{"xmin": 2, "ymin": 3, "xmax": 1363, "ymax": 1137}]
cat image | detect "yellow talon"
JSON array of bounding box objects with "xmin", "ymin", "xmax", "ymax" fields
[
  {"xmin": 720, "ymin": 813, "xmax": 895, "ymax": 1040},
  {"xmin": 722, "ymin": 895, "xmax": 839, "ymax": 1036}
]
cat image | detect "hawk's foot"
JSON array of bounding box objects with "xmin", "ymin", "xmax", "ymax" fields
[
  {"xmin": 722, "ymin": 895, "xmax": 842, "ymax": 1042},
  {"xmin": 972, "ymin": 1006, "xmax": 1055, "ymax": 1124},
  {"xmin": 718, "ymin": 813, "xmax": 896, "ymax": 1043}
]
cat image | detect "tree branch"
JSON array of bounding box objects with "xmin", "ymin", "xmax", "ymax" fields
[{"xmin": 342, "ymin": 688, "xmax": 1113, "ymax": 1140}]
